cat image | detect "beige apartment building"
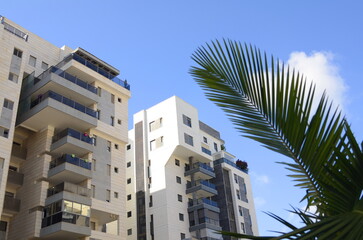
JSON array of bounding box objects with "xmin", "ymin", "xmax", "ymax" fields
[{"xmin": 0, "ymin": 16, "xmax": 130, "ymax": 239}]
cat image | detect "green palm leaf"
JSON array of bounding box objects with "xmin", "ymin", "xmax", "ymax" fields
[{"xmin": 190, "ymin": 40, "xmax": 363, "ymax": 239}]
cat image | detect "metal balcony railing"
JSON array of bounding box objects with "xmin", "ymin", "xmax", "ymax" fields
[{"xmin": 30, "ymin": 91, "xmax": 98, "ymax": 118}]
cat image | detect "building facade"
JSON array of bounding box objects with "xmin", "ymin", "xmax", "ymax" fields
[
  {"xmin": 126, "ymin": 96, "xmax": 258, "ymax": 240},
  {"xmin": 0, "ymin": 16, "xmax": 130, "ymax": 239}
]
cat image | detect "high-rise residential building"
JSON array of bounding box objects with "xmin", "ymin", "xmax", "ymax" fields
[
  {"xmin": 126, "ymin": 96, "xmax": 258, "ymax": 240},
  {"xmin": 0, "ymin": 16, "xmax": 131, "ymax": 239}
]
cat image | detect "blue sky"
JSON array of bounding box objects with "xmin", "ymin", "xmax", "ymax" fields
[{"xmin": 3, "ymin": 0, "xmax": 363, "ymax": 236}]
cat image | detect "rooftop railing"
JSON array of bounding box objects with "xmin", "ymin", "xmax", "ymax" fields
[
  {"xmin": 30, "ymin": 90, "xmax": 98, "ymax": 118},
  {"xmin": 50, "ymin": 154, "xmax": 91, "ymax": 171},
  {"xmin": 214, "ymin": 158, "xmax": 248, "ymax": 174},
  {"xmin": 56, "ymin": 53, "xmax": 130, "ymax": 90},
  {"xmin": 52, "ymin": 128, "xmax": 94, "ymax": 145}
]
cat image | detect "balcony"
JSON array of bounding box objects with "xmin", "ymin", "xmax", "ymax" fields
[
  {"xmin": 17, "ymin": 91, "xmax": 97, "ymax": 131},
  {"xmin": 185, "ymin": 162, "xmax": 215, "ymax": 180},
  {"xmin": 189, "ymin": 217, "xmax": 222, "ymax": 232},
  {"xmin": 59, "ymin": 53, "xmax": 130, "ymax": 90},
  {"xmin": 188, "ymin": 198, "xmax": 220, "ymax": 213},
  {"xmin": 7, "ymin": 170, "xmax": 24, "ymax": 189},
  {"xmin": 186, "ymin": 180, "xmax": 218, "ymax": 198},
  {"xmin": 46, "ymin": 182, "xmax": 92, "ymax": 206},
  {"xmin": 48, "ymin": 154, "xmax": 92, "ymax": 185},
  {"xmin": 51, "ymin": 128, "xmax": 94, "ymax": 156},
  {"xmin": 3, "ymin": 196, "xmax": 20, "ymax": 214},
  {"xmin": 10, "ymin": 144, "xmax": 27, "ymax": 163},
  {"xmin": 40, "ymin": 212, "xmax": 90, "ymax": 239},
  {"xmin": 214, "ymin": 157, "xmax": 249, "ymax": 174},
  {"xmin": 21, "ymin": 67, "xmax": 98, "ymax": 106}
]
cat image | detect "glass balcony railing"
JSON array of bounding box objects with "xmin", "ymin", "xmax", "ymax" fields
[
  {"xmin": 185, "ymin": 162, "xmax": 214, "ymax": 172},
  {"xmin": 52, "ymin": 128, "xmax": 94, "ymax": 145},
  {"xmin": 41, "ymin": 211, "xmax": 90, "ymax": 228},
  {"xmin": 200, "ymin": 180, "xmax": 216, "ymax": 190},
  {"xmin": 30, "ymin": 66, "xmax": 98, "ymax": 94},
  {"xmin": 56, "ymin": 53, "xmax": 130, "ymax": 90},
  {"xmin": 30, "ymin": 91, "xmax": 98, "ymax": 118},
  {"xmin": 47, "ymin": 182, "xmax": 91, "ymax": 198},
  {"xmin": 201, "ymin": 147, "xmax": 212, "ymax": 155},
  {"xmin": 188, "ymin": 198, "xmax": 218, "ymax": 208},
  {"xmin": 187, "ymin": 180, "xmax": 216, "ymax": 190},
  {"xmin": 50, "ymin": 154, "xmax": 91, "ymax": 171}
]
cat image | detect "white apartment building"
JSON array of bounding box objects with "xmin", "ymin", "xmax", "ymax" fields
[
  {"xmin": 0, "ymin": 16, "xmax": 130, "ymax": 239},
  {"xmin": 126, "ymin": 96, "xmax": 258, "ymax": 240}
]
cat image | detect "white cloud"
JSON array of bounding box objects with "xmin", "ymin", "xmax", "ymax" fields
[
  {"xmin": 251, "ymin": 172, "xmax": 270, "ymax": 184},
  {"xmin": 254, "ymin": 197, "xmax": 266, "ymax": 207},
  {"xmin": 286, "ymin": 51, "xmax": 348, "ymax": 111}
]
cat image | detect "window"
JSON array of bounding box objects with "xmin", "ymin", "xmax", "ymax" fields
[
  {"xmin": 118, "ymin": 119, "xmax": 122, "ymax": 125},
  {"xmin": 110, "ymin": 116, "xmax": 114, "ymax": 126},
  {"xmin": 106, "ymin": 189, "xmax": 111, "ymax": 202},
  {"xmin": 177, "ymin": 194, "xmax": 183, "ymax": 202},
  {"xmin": 111, "ymin": 94, "xmax": 115, "ymax": 103},
  {"xmin": 114, "ymin": 144, "xmax": 119, "ymax": 149},
  {"xmin": 176, "ymin": 176, "xmax": 181, "ymax": 184},
  {"xmin": 92, "ymin": 159, "xmax": 96, "ymax": 171},
  {"xmin": 175, "ymin": 159, "xmax": 180, "ymax": 166},
  {"xmin": 91, "ymin": 221, "xmax": 96, "ymax": 230},
  {"xmin": 127, "ymin": 228, "xmax": 132, "ymax": 235},
  {"xmin": 114, "ymin": 192, "xmax": 118, "ymax": 198},
  {"xmin": 182, "ymin": 114, "xmax": 192, "ymax": 127},
  {"xmin": 236, "ymin": 190, "xmax": 241, "ymax": 200},
  {"xmin": 239, "ymin": 206, "xmax": 243, "ymax": 216},
  {"xmin": 149, "ymin": 195, "xmax": 153, "ymax": 207},
  {"xmin": 149, "ymin": 117, "xmax": 163, "ymax": 131},
  {"xmin": 179, "ymin": 213, "xmax": 184, "ymax": 221},
  {"xmin": 127, "ymin": 162, "xmax": 131, "ymax": 168},
  {"xmin": 118, "ymin": 97, "xmax": 122, "ymax": 103},
  {"xmin": 13, "ymin": 48, "xmax": 22, "ymax": 58},
  {"xmin": 127, "ymin": 211, "xmax": 132, "ymax": 218},
  {"xmin": 181, "ymin": 233, "xmax": 186, "ymax": 240},
  {"xmin": 127, "ymin": 178, "xmax": 131, "ymax": 184},
  {"xmin": 97, "ymin": 110, "xmax": 100, "ymax": 120},
  {"xmin": 0, "ymin": 127, "xmax": 9, "ymax": 138},
  {"xmin": 214, "ymin": 142, "xmax": 218, "ymax": 151},
  {"xmin": 93, "ymin": 135, "xmax": 97, "ymax": 146},
  {"xmin": 41, "ymin": 61, "xmax": 48, "ymax": 70},
  {"xmin": 234, "ymin": 174, "xmax": 238, "ymax": 184},
  {"xmin": 114, "ymin": 167, "xmax": 118, "ymax": 173},
  {"xmin": 29, "ymin": 55, "xmax": 36, "ymax": 67},
  {"xmin": 126, "ymin": 144, "xmax": 131, "ymax": 150},
  {"xmin": 107, "ymin": 164, "xmax": 111, "ymax": 176},
  {"xmin": 91, "ymin": 185, "xmax": 95, "ymax": 198},
  {"xmin": 184, "ymin": 133, "xmax": 193, "ymax": 146},
  {"xmin": 107, "ymin": 141, "xmax": 111, "ymax": 152},
  {"xmin": 98, "ymin": 87, "xmax": 102, "ymax": 96},
  {"xmin": 0, "ymin": 158, "xmax": 4, "ymax": 169},
  {"xmin": 8, "ymin": 72, "xmax": 18, "ymax": 83},
  {"xmin": 127, "ymin": 194, "xmax": 132, "ymax": 200},
  {"xmin": 241, "ymin": 222, "xmax": 245, "ymax": 233},
  {"xmin": 203, "ymin": 136, "xmax": 208, "ymax": 143},
  {"xmin": 3, "ymin": 99, "xmax": 14, "ymax": 110}
]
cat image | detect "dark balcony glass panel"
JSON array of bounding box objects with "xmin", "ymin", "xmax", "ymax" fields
[
  {"xmin": 49, "ymin": 154, "xmax": 91, "ymax": 170},
  {"xmin": 52, "ymin": 128, "xmax": 94, "ymax": 145}
]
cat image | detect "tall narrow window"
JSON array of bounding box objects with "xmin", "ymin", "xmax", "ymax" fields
[
  {"xmin": 107, "ymin": 164, "xmax": 111, "ymax": 176},
  {"xmin": 13, "ymin": 48, "xmax": 22, "ymax": 58},
  {"xmin": 149, "ymin": 195, "xmax": 153, "ymax": 207},
  {"xmin": 8, "ymin": 72, "xmax": 18, "ymax": 83},
  {"xmin": 91, "ymin": 185, "xmax": 95, "ymax": 198},
  {"xmin": 29, "ymin": 55, "xmax": 36, "ymax": 67},
  {"xmin": 41, "ymin": 61, "xmax": 49, "ymax": 70},
  {"xmin": 92, "ymin": 159, "xmax": 96, "ymax": 171},
  {"xmin": 182, "ymin": 114, "xmax": 192, "ymax": 127},
  {"xmin": 184, "ymin": 133, "xmax": 193, "ymax": 146},
  {"xmin": 106, "ymin": 189, "xmax": 111, "ymax": 202},
  {"xmin": 110, "ymin": 116, "xmax": 114, "ymax": 126},
  {"xmin": 111, "ymin": 94, "xmax": 115, "ymax": 103},
  {"xmin": 107, "ymin": 141, "xmax": 111, "ymax": 152},
  {"xmin": 3, "ymin": 99, "xmax": 14, "ymax": 110},
  {"xmin": 236, "ymin": 190, "xmax": 241, "ymax": 200},
  {"xmin": 214, "ymin": 142, "xmax": 218, "ymax": 151}
]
